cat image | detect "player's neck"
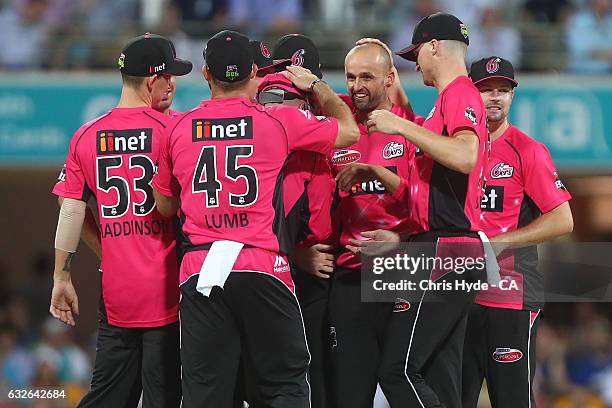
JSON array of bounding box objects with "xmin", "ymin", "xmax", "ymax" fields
[
  {"xmin": 433, "ymin": 63, "xmax": 468, "ymax": 93},
  {"xmin": 489, "ymin": 120, "xmax": 510, "ymax": 142},
  {"xmin": 356, "ymin": 98, "xmax": 392, "ymax": 124},
  {"xmin": 117, "ymin": 87, "xmax": 151, "ymax": 109},
  {"xmin": 211, "ymin": 89, "xmax": 250, "ymax": 100}
]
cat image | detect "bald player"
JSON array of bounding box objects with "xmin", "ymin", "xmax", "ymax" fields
[{"xmin": 327, "ymin": 42, "xmax": 416, "ymax": 408}]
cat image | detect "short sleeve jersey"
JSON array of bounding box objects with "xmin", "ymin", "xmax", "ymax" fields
[
  {"xmin": 283, "ymin": 150, "xmax": 335, "ymax": 250},
  {"xmin": 409, "ymin": 75, "xmax": 489, "ymax": 234},
  {"xmin": 152, "ymin": 97, "xmax": 338, "ymax": 278},
  {"xmin": 330, "ymin": 96, "xmax": 416, "ymax": 270},
  {"xmin": 52, "ymin": 107, "xmax": 179, "ymax": 328},
  {"xmin": 476, "ymin": 125, "xmax": 572, "ymax": 310}
]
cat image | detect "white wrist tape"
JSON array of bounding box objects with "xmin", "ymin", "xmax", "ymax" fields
[{"xmin": 55, "ymin": 198, "xmax": 86, "ymax": 253}]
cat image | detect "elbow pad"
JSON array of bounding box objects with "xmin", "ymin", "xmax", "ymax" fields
[{"xmin": 55, "ymin": 198, "xmax": 87, "ymax": 252}]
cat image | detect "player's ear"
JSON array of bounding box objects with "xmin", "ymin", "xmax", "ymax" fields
[
  {"xmin": 249, "ymin": 64, "xmax": 258, "ymax": 79},
  {"xmin": 385, "ymin": 68, "xmax": 395, "ymax": 88},
  {"xmin": 202, "ymin": 65, "xmax": 210, "ymax": 81},
  {"xmin": 430, "ymin": 39, "xmax": 439, "ymax": 57},
  {"xmin": 145, "ymin": 75, "xmax": 155, "ymax": 92}
]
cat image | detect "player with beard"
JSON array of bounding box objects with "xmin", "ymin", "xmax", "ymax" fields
[{"xmin": 327, "ymin": 42, "xmax": 417, "ymax": 408}]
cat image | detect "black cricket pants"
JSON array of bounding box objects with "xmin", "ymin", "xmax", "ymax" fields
[
  {"xmin": 378, "ymin": 234, "xmax": 485, "ymax": 408},
  {"xmin": 180, "ymin": 271, "xmax": 311, "ymax": 408},
  {"xmin": 462, "ymin": 304, "xmax": 540, "ymax": 408},
  {"xmin": 294, "ymin": 267, "xmax": 333, "ymax": 408},
  {"xmin": 77, "ymin": 300, "xmax": 181, "ymax": 408},
  {"xmin": 328, "ymin": 267, "xmax": 392, "ymax": 408}
]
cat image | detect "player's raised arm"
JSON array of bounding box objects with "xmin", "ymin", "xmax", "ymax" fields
[
  {"xmin": 367, "ymin": 109, "xmax": 479, "ymax": 174},
  {"xmin": 284, "ymin": 65, "xmax": 359, "ymax": 148}
]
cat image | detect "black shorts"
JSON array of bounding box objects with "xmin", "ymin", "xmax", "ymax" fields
[
  {"xmin": 294, "ymin": 266, "xmax": 333, "ymax": 408},
  {"xmin": 462, "ymin": 304, "xmax": 540, "ymax": 408},
  {"xmin": 180, "ymin": 271, "xmax": 311, "ymax": 408},
  {"xmin": 378, "ymin": 231, "xmax": 485, "ymax": 408},
  {"xmin": 77, "ymin": 300, "xmax": 181, "ymax": 408},
  {"xmin": 328, "ymin": 267, "xmax": 392, "ymax": 408}
]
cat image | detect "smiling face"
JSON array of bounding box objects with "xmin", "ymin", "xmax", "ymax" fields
[
  {"xmin": 345, "ymin": 44, "xmax": 393, "ymax": 112},
  {"xmin": 476, "ymin": 77, "xmax": 514, "ymax": 124}
]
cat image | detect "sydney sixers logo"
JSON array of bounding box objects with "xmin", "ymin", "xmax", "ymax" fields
[
  {"xmin": 260, "ymin": 43, "xmax": 271, "ymax": 58},
  {"xmin": 291, "ymin": 49, "xmax": 305, "ymax": 66},
  {"xmin": 486, "ymin": 57, "xmax": 501, "ymax": 73}
]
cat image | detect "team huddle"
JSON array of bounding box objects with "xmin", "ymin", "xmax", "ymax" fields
[{"xmin": 49, "ymin": 11, "xmax": 574, "ymax": 408}]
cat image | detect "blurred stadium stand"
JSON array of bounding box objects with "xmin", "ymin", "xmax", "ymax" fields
[{"xmin": 0, "ymin": 0, "xmax": 611, "ymax": 407}]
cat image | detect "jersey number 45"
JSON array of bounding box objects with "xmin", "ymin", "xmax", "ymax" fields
[{"xmin": 192, "ymin": 145, "xmax": 259, "ymax": 208}]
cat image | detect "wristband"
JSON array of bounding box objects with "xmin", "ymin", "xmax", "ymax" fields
[{"xmin": 309, "ymin": 78, "xmax": 326, "ymax": 92}]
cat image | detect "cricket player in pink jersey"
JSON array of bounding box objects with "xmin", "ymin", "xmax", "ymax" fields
[
  {"xmin": 353, "ymin": 13, "xmax": 490, "ymax": 408},
  {"xmin": 325, "ymin": 42, "xmax": 417, "ymax": 408},
  {"xmin": 462, "ymin": 57, "xmax": 573, "ymax": 408},
  {"xmin": 256, "ymin": 67, "xmax": 336, "ymax": 408},
  {"xmin": 50, "ymin": 34, "xmax": 192, "ymax": 408},
  {"xmin": 152, "ymin": 30, "xmax": 359, "ymax": 408}
]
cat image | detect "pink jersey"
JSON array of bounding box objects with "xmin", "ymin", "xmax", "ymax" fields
[
  {"xmin": 152, "ymin": 97, "xmax": 338, "ymax": 285},
  {"xmin": 168, "ymin": 109, "xmax": 182, "ymax": 118},
  {"xmin": 330, "ymin": 96, "xmax": 416, "ymax": 269},
  {"xmin": 476, "ymin": 125, "xmax": 571, "ymax": 310},
  {"xmin": 52, "ymin": 107, "xmax": 179, "ymax": 328},
  {"xmin": 283, "ymin": 151, "xmax": 335, "ymax": 249},
  {"xmin": 409, "ymin": 75, "xmax": 488, "ymax": 234}
]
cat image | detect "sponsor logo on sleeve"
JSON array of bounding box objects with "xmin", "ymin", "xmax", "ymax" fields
[
  {"xmin": 492, "ymin": 348, "xmax": 523, "ymax": 363},
  {"xmin": 331, "ymin": 149, "xmax": 361, "ymax": 166},
  {"xmin": 424, "ymin": 106, "xmax": 436, "ymax": 122},
  {"xmin": 192, "ymin": 117, "xmax": 253, "ymax": 141},
  {"xmin": 57, "ymin": 163, "xmax": 66, "ymax": 182},
  {"xmin": 97, "ymin": 129, "xmax": 153, "ymax": 154},
  {"xmin": 393, "ymin": 298, "xmax": 411, "ymax": 313},
  {"xmin": 490, "ymin": 163, "xmax": 514, "ymax": 179},
  {"xmin": 464, "ymin": 107, "xmax": 478, "ymax": 125},
  {"xmin": 382, "ymin": 141, "xmax": 404, "ymax": 159},
  {"xmin": 553, "ymin": 172, "xmax": 567, "ymax": 190}
]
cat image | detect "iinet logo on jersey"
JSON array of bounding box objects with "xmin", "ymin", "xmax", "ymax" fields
[
  {"xmin": 192, "ymin": 117, "xmax": 253, "ymax": 142},
  {"xmin": 273, "ymin": 256, "xmax": 290, "ymax": 274},
  {"xmin": 97, "ymin": 129, "xmax": 152, "ymax": 155}
]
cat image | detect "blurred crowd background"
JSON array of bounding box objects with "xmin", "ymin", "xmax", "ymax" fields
[
  {"xmin": 0, "ymin": 0, "xmax": 611, "ymax": 73},
  {"xmin": 0, "ymin": 0, "xmax": 611, "ymax": 407}
]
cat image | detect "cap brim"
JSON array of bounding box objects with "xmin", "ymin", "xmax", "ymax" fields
[
  {"xmin": 256, "ymin": 58, "xmax": 291, "ymax": 76},
  {"xmin": 472, "ymin": 75, "xmax": 518, "ymax": 87},
  {"xmin": 166, "ymin": 58, "xmax": 193, "ymax": 76},
  {"xmin": 395, "ymin": 44, "xmax": 419, "ymax": 62}
]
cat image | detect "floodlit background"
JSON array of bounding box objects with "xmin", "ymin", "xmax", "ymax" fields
[{"xmin": 0, "ymin": 0, "xmax": 611, "ymax": 407}]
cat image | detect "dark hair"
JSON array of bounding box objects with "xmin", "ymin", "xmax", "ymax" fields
[{"xmin": 121, "ymin": 73, "xmax": 146, "ymax": 89}]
